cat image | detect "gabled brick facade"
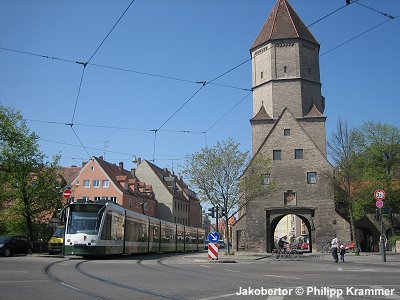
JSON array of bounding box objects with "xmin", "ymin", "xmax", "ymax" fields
[{"xmin": 69, "ymin": 157, "xmax": 157, "ymax": 218}]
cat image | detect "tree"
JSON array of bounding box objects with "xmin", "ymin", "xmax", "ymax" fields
[
  {"xmin": 183, "ymin": 138, "xmax": 273, "ymax": 254},
  {"xmin": 354, "ymin": 121, "xmax": 400, "ymax": 234},
  {"xmin": 328, "ymin": 118, "xmax": 362, "ymax": 254},
  {"xmin": 0, "ymin": 105, "xmax": 64, "ymax": 241}
]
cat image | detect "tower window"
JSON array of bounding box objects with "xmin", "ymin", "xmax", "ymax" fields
[
  {"xmin": 295, "ymin": 149, "xmax": 303, "ymax": 159},
  {"xmin": 284, "ymin": 128, "xmax": 290, "ymax": 136},
  {"xmin": 284, "ymin": 66, "xmax": 287, "ymax": 73},
  {"xmin": 307, "ymin": 172, "xmax": 317, "ymax": 184},
  {"xmin": 262, "ymin": 173, "xmax": 271, "ymax": 185},
  {"xmin": 261, "ymin": 71, "xmax": 264, "ymax": 79},
  {"xmin": 273, "ymin": 150, "xmax": 281, "ymax": 161}
]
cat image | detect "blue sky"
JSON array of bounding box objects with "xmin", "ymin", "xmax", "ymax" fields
[{"xmin": 1, "ymin": 0, "xmax": 399, "ymax": 174}]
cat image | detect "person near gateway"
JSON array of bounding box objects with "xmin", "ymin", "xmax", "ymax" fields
[
  {"xmin": 278, "ymin": 235, "xmax": 290, "ymax": 255},
  {"xmin": 331, "ymin": 236, "xmax": 339, "ymax": 262}
]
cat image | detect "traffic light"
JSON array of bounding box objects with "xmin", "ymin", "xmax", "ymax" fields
[
  {"xmin": 374, "ymin": 209, "xmax": 381, "ymax": 221},
  {"xmin": 220, "ymin": 207, "xmax": 227, "ymax": 217},
  {"xmin": 208, "ymin": 207, "xmax": 215, "ymax": 218}
]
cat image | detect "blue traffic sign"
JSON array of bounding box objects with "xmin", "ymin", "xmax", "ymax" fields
[{"xmin": 207, "ymin": 231, "xmax": 220, "ymax": 243}]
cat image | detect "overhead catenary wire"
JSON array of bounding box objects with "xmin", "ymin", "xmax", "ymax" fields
[
  {"xmin": 4, "ymin": 0, "xmax": 388, "ymax": 166},
  {"xmin": 86, "ymin": 0, "xmax": 136, "ymax": 64},
  {"xmin": 353, "ymin": 2, "xmax": 395, "ymax": 19}
]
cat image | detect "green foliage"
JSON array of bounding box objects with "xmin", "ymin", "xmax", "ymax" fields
[
  {"xmin": 183, "ymin": 138, "xmax": 249, "ymax": 212},
  {"xmin": 183, "ymin": 137, "xmax": 273, "ymax": 218},
  {"xmin": 0, "ymin": 105, "xmax": 64, "ymax": 241},
  {"xmin": 330, "ymin": 119, "xmax": 400, "ymax": 225},
  {"xmin": 389, "ymin": 235, "xmax": 400, "ymax": 247}
]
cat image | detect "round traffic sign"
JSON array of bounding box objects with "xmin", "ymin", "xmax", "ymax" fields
[
  {"xmin": 376, "ymin": 200, "xmax": 384, "ymax": 209},
  {"xmin": 374, "ymin": 189, "xmax": 386, "ymax": 201},
  {"xmin": 63, "ymin": 189, "xmax": 72, "ymax": 199},
  {"xmin": 207, "ymin": 231, "xmax": 220, "ymax": 243}
]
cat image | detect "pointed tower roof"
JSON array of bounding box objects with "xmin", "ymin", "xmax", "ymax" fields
[
  {"xmin": 251, "ymin": 105, "xmax": 272, "ymax": 121},
  {"xmin": 304, "ymin": 103, "xmax": 324, "ymax": 118},
  {"xmin": 251, "ymin": 0, "xmax": 318, "ymax": 50}
]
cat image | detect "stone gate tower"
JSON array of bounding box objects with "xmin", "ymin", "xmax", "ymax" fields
[{"xmin": 233, "ymin": 0, "xmax": 351, "ymax": 252}]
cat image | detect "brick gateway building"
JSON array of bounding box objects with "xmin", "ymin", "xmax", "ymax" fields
[{"xmin": 233, "ymin": 0, "xmax": 351, "ymax": 252}]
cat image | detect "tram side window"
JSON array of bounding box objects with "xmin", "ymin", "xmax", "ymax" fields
[
  {"xmin": 100, "ymin": 212, "xmax": 124, "ymax": 240},
  {"xmin": 101, "ymin": 213, "xmax": 112, "ymax": 240},
  {"xmin": 139, "ymin": 222, "xmax": 148, "ymax": 242},
  {"xmin": 150, "ymin": 224, "xmax": 160, "ymax": 242},
  {"xmin": 125, "ymin": 219, "xmax": 148, "ymax": 242},
  {"xmin": 161, "ymin": 227, "xmax": 174, "ymax": 243}
]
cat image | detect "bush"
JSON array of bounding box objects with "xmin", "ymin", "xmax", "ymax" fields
[{"xmin": 389, "ymin": 235, "xmax": 400, "ymax": 247}]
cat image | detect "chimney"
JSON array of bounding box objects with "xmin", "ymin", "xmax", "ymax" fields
[
  {"xmin": 119, "ymin": 162, "xmax": 124, "ymax": 171},
  {"xmin": 82, "ymin": 161, "xmax": 87, "ymax": 167},
  {"xmin": 99, "ymin": 156, "xmax": 103, "ymax": 160},
  {"xmin": 131, "ymin": 168, "xmax": 136, "ymax": 177}
]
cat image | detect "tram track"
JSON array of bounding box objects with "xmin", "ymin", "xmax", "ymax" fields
[
  {"xmin": 44, "ymin": 259, "xmax": 186, "ymax": 300},
  {"xmin": 76, "ymin": 261, "xmax": 185, "ymax": 300},
  {"xmin": 44, "ymin": 259, "xmax": 112, "ymax": 300}
]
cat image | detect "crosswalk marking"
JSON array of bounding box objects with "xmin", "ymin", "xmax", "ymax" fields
[{"xmin": 264, "ymin": 274, "xmax": 301, "ymax": 280}]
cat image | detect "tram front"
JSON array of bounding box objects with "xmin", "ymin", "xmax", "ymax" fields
[{"xmin": 64, "ymin": 202, "xmax": 106, "ymax": 256}]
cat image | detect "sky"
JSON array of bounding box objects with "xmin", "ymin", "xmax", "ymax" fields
[{"xmin": 1, "ymin": 0, "xmax": 399, "ymax": 175}]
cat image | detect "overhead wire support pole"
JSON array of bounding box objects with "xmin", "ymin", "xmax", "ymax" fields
[{"xmin": 151, "ymin": 129, "xmax": 158, "ymax": 162}]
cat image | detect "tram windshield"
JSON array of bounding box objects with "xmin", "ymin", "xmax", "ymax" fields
[{"xmin": 67, "ymin": 204, "xmax": 105, "ymax": 235}]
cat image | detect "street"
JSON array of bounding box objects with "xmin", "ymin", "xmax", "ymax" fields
[{"xmin": 1, "ymin": 252, "xmax": 399, "ymax": 300}]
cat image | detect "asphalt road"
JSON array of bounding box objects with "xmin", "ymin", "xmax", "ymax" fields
[{"xmin": 1, "ymin": 252, "xmax": 399, "ymax": 300}]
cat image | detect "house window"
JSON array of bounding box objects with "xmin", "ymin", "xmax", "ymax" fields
[
  {"xmin": 91, "ymin": 166, "xmax": 95, "ymax": 172},
  {"xmin": 284, "ymin": 128, "xmax": 290, "ymax": 136},
  {"xmin": 261, "ymin": 71, "xmax": 264, "ymax": 79},
  {"xmin": 262, "ymin": 173, "xmax": 271, "ymax": 185},
  {"xmin": 307, "ymin": 172, "xmax": 317, "ymax": 184},
  {"xmin": 83, "ymin": 180, "xmax": 90, "ymax": 188},
  {"xmin": 284, "ymin": 191, "xmax": 297, "ymax": 206},
  {"xmin": 93, "ymin": 180, "xmax": 100, "ymax": 188},
  {"xmin": 295, "ymin": 149, "xmax": 303, "ymax": 159},
  {"xmin": 102, "ymin": 180, "xmax": 109, "ymax": 188},
  {"xmin": 111, "ymin": 197, "xmax": 116, "ymax": 203},
  {"xmin": 94, "ymin": 196, "xmax": 101, "ymax": 201},
  {"xmin": 273, "ymin": 150, "xmax": 281, "ymax": 161},
  {"xmin": 82, "ymin": 196, "xmax": 89, "ymax": 201},
  {"xmin": 128, "ymin": 199, "xmax": 132, "ymax": 207}
]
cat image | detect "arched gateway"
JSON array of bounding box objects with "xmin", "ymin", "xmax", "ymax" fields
[
  {"xmin": 232, "ymin": 0, "xmax": 351, "ymax": 252},
  {"xmin": 266, "ymin": 207, "xmax": 315, "ymax": 253}
]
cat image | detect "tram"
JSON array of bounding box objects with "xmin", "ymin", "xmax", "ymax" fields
[{"xmin": 63, "ymin": 201, "xmax": 205, "ymax": 256}]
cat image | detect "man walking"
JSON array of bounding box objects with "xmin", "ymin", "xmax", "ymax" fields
[{"xmin": 331, "ymin": 236, "xmax": 339, "ymax": 262}]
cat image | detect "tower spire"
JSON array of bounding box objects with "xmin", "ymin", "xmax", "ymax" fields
[{"xmin": 251, "ymin": 0, "xmax": 318, "ymax": 50}]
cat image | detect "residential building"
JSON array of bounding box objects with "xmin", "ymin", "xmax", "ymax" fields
[
  {"xmin": 135, "ymin": 159, "xmax": 202, "ymax": 227},
  {"xmin": 70, "ymin": 156, "xmax": 157, "ymax": 217}
]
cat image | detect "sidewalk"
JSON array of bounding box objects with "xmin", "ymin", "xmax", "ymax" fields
[{"xmin": 184, "ymin": 250, "xmax": 400, "ymax": 265}]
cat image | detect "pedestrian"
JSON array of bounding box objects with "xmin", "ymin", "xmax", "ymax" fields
[
  {"xmin": 278, "ymin": 235, "xmax": 289, "ymax": 255},
  {"xmin": 339, "ymin": 244, "xmax": 346, "ymax": 262},
  {"xmin": 331, "ymin": 236, "xmax": 339, "ymax": 262}
]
